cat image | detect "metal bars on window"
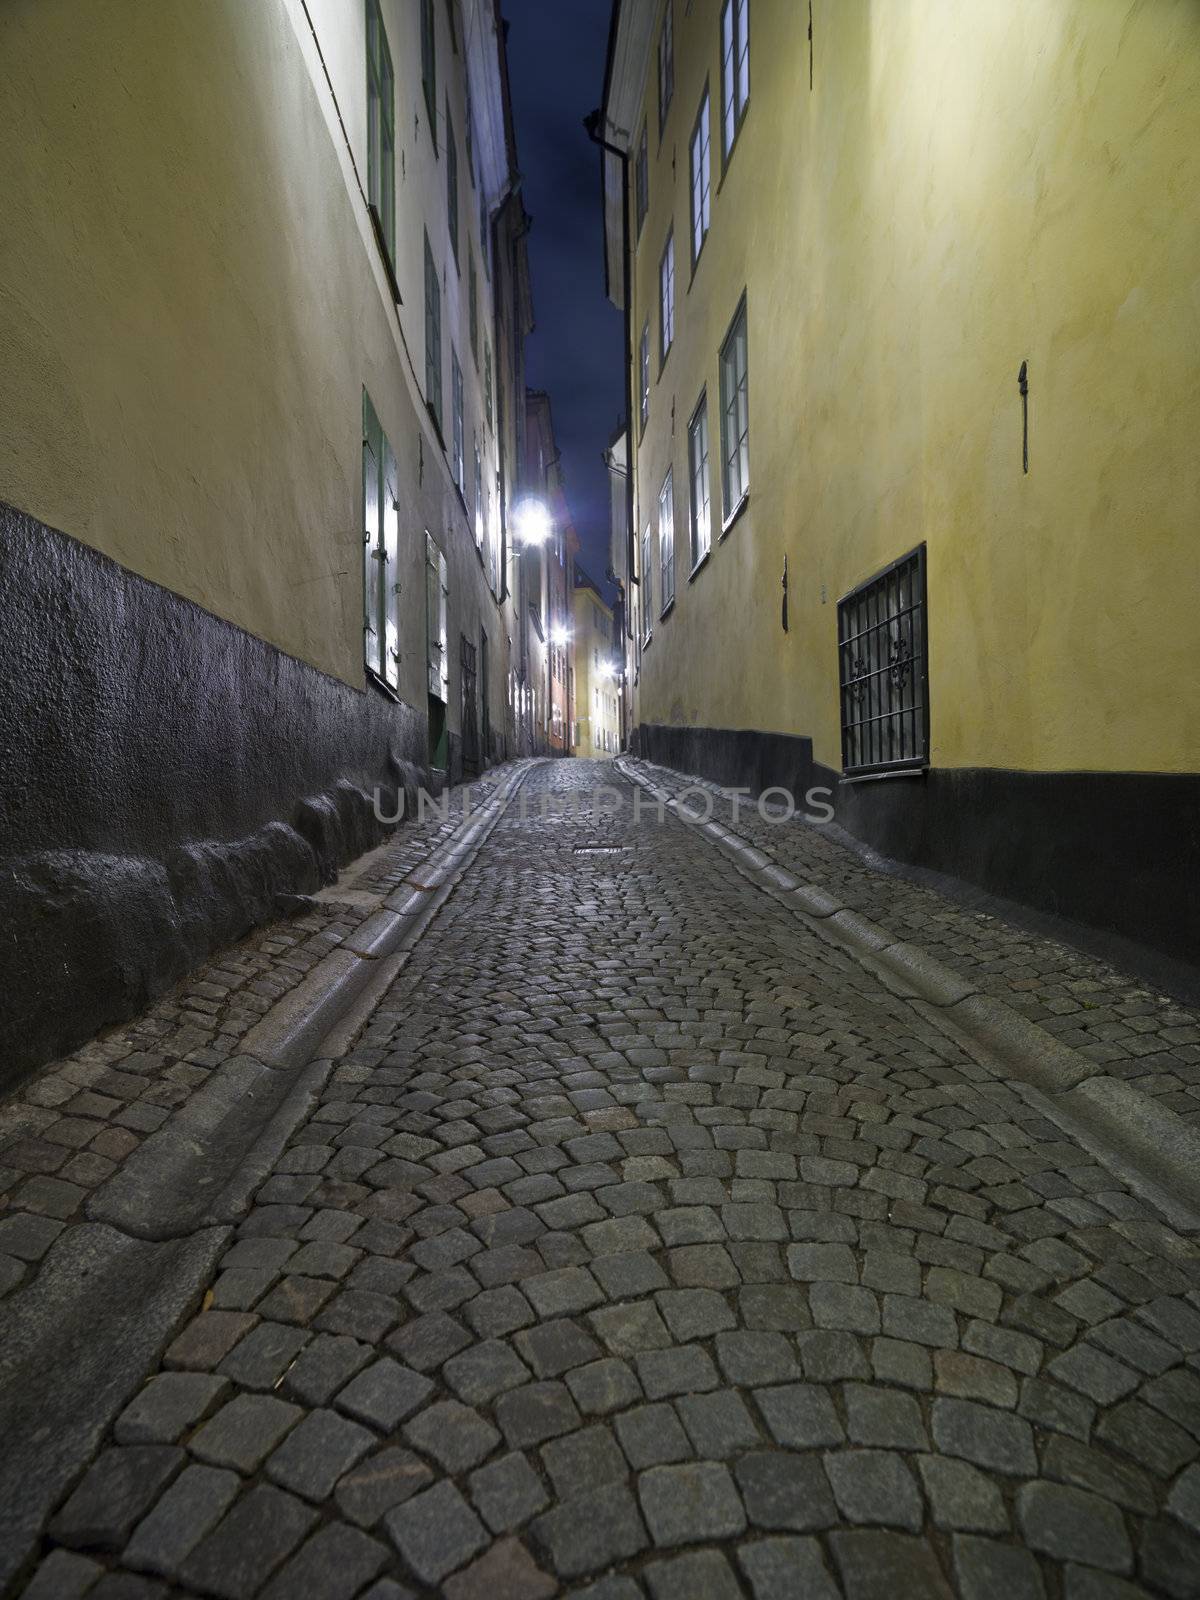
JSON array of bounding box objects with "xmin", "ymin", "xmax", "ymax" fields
[{"xmin": 837, "ymin": 544, "xmax": 929, "ymax": 775}]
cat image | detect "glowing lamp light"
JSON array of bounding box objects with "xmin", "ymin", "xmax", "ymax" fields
[
  {"xmin": 550, "ymin": 625, "xmax": 573, "ymax": 647},
  {"xmin": 513, "ymin": 497, "xmax": 552, "ymax": 547}
]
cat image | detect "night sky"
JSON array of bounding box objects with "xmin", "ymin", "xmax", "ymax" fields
[{"xmin": 501, "ymin": 0, "xmax": 623, "ymax": 596}]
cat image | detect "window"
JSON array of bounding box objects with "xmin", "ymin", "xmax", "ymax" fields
[
  {"xmin": 362, "ymin": 390, "xmax": 400, "ymax": 690},
  {"xmin": 659, "ymin": 469, "xmax": 675, "ymax": 613},
  {"xmin": 641, "ymin": 524, "xmax": 653, "ymax": 642},
  {"xmin": 469, "ymin": 252, "xmax": 478, "ymax": 365},
  {"xmin": 484, "ymin": 342, "xmax": 493, "ymax": 430},
  {"xmin": 424, "ymin": 233, "xmax": 442, "ymax": 426},
  {"xmin": 688, "ymin": 394, "xmax": 710, "ymax": 570},
  {"xmin": 720, "ymin": 0, "xmax": 750, "ymax": 161},
  {"xmin": 426, "ymin": 531, "xmax": 449, "ymax": 702},
  {"xmin": 446, "ymin": 103, "xmax": 459, "ymax": 265},
  {"xmin": 474, "ymin": 440, "xmax": 484, "ymax": 549},
  {"xmin": 690, "ymin": 91, "xmax": 711, "ymax": 267},
  {"xmin": 838, "ymin": 545, "xmax": 929, "ymax": 775},
  {"xmin": 635, "ymin": 126, "xmax": 649, "ymax": 239},
  {"xmin": 451, "ymin": 348, "xmax": 464, "ymax": 493},
  {"xmin": 365, "ymin": 0, "xmax": 395, "ymax": 268},
  {"xmin": 639, "ymin": 319, "xmax": 650, "ymax": 433},
  {"xmin": 421, "ymin": 0, "xmax": 437, "ymax": 145},
  {"xmin": 719, "ymin": 295, "xmax": 749, "ymax": 517},
  {"xmin": 657, "ymin": 1, "xmax": 674, "ymax": 136},
  {"xmin": 659, "ymin": 232, "xmax": 675, "ymax": 363},
  {"xmin": 479, "ymin": 192, "xmax": 490, "ymax": 275}
]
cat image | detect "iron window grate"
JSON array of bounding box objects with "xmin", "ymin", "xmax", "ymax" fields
[{"xmin": 838, "ymin": 544, "xmax": 929, "ymax": 775}]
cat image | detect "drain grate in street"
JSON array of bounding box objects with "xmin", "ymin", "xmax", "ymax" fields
[{"xmin": 573, "ymin": 845, "xmax": 630, "ymax": 854}]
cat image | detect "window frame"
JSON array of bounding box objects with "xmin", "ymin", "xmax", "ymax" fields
[
  {"xmin": 421, "ymin": 0, "xmax": 438, "ymax": 149},
  {"xmin": 658, "ymin": 467, "xmax": 675, "ymax": 616},
  {"xmin": 451, "ymin": 346, "xmax": 464, "ymax": 493},
  {"xmin": 659, "ymin": 230, "xmax": 675, "ymax": 367},
  {"xmin": 473, "ymin": 437, "xmax": 484, "ymax": 550},
  {"xmin": 640, "ymin": 523, "xmax": 654, "ymax": 646},
  {"xmin": 689, "ymin": 88, "xmax": 711, "ymax": 270},
  {"xmin": 720, "ymin": 0, "xmax": 750, "ymax": 167},
  {"xmin": 718, "ymin": 293, "xmax": 750, "ymax": 526},
  {"xmin": 365, "ymin": 0, "xmax": 396, "ymax": 270},
  {"xmin": 426, "ymin": 530, "xmax": 449, "ymax": 703},
  {"xmin": 362, "ymin": 388, "xmax": 401, "ymax": 692},
  {"xmin": 657, "ymin": 0, "xmax": 674, "ymax": 139},
  {"xmin": 423, "ymin": 231, "xmax": 443, "ymax": 428},
  {"xmin": 446, "ymin": 100, "xmax": 459, "ymax": 266},
  {"xmin": 837, "ymin": 544, "xmax": 930, "ymax": 776},
  {"xmin": 639, "ymin": 318, "xmax": 650, "ymax": 435},
  {"xmin": 635, "ymin": 124, "xmax": 649, "ymax": 240},
  {"xmin": 687, "ymin": 391, "xmax": 711, "ymax": 574}
]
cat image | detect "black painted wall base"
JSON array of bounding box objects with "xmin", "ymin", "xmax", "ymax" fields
[
  {"xmin": 0, "ymin": 503, "xmax": 434, "ymax": 1085},
  {"xmin": 632, "ymin": 721, "xmax": 1200, "ymax": 969}
]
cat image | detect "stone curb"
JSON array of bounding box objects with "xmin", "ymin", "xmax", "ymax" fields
[
  {"xmin": 616, "ymin": 755, "xmax": 1200, "ymax": 1227},
  {"xmin": 85, "ymin": 760, "xmax": 536, "ymax": 1242}
]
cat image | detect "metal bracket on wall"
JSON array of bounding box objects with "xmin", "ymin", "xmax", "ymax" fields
[{"xmin": 1018, "ymin": 360, "xmax": 1029, "ymax": 473}]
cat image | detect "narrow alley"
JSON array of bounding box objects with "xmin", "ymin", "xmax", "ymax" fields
[
  {"xmin": 4, "ymin": 760, "xmax": 1199, "ymax": 1598},
  {"xmin": 3, "ymin": 1, "xmax": 1199, "ymax": 1596}
]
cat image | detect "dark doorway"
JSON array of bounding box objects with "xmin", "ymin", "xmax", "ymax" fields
[
  {"xmin": 460, "ymin": 634, "xmax": 479, "ymax": 778},
  {"xmin": 480, "ymin": 629, "xmax": 491, "ymax": 766}
]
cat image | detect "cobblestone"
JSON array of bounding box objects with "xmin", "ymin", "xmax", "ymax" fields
[
  {"xmin": 11, "ymin": 761, "xmax": 1200, "ymax": 1598},
  {"xmin": 634, "ymin": 754, "xmax": 1200, "ymax": 1124}
]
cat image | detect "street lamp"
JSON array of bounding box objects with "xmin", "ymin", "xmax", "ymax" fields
[
  {"xmin": 513, "ymin": 496, "xmax": 551, "ymax": 547},
  {"xmin": 550, "ymin": 624, "xmax": 572, "ymax": 647}
]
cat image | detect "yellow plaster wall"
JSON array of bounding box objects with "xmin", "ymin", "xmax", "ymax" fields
[
  {"xmin": 573, "ymin": 587, "xmax": 619, "ymax": 758},
  {"xmin": 629, "ymin": 0, "xmax": 1200, "ymax": 775}
]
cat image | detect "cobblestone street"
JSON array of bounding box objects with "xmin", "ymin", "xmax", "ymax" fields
[{"xmin": 8, "ymin": 760, "xmax": 1200, "ymax": 1599}]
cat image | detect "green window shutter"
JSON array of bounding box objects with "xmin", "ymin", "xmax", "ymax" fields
[{"xmin": 383, "ymin": 439, "xmax": 400, "ymax": 689}]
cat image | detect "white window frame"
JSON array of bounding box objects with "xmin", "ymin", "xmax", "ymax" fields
[
  {"xmin": 719, "ymin": 294, "xmax": 750, "ymax": 522},
  {"xmin": 362, "ymin": 392, "xmax": 401, "ymax": 692},
  {"xmin": 659, "ymin": 231, "xmax": 675, "ymax": 364},
  {"xmin": 426, "ymin": 531, "xmax": 449, "ymax": 702},
  {"xmin": 720, "ymin": 0, "xmax": 750, "ymax": 164},
  {"xmin": 690, "ymin": 91, "xmax": 711, "ymax": 268},
  {"xmin": 659, "ymin": 468, "xmax": 675, "ymax": 614},
  {"xmin": 641, "ymin": 523, "xmax": 654, "ymax": 645},
  {"xmin": 688, "ymin": 392, "xmax": 711, "ymax": 571}
]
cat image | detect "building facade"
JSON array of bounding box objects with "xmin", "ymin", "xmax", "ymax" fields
[
  {"xmin": 516, "ymin": 390, "xmax": 579, "ymax": 756},
  {"xmin": 599, "ymin": 0, "xmax": 1200, "ymax": 962},
  {"xmin": 573, "ymin": 572, "xmax": 621, "ymax": 759},
  {"xmin": 0, "ymin": 0, "xmax": 533, "ymax": 1079}
]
